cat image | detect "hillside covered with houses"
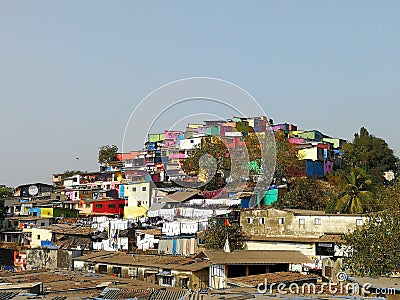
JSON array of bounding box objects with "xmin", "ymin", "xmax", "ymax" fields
[{"xmin": 0, "ymin": 115, "xmax": 399, "ymax": 299}]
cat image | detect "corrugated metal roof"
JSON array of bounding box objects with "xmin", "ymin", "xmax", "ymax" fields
[
  {"xmin": 0, "ymin": 292, "xmax": 18, "ymax": 300},
  {"xmin": 149, "ymin": 289, "xmax": 188, "ymax": 300}
]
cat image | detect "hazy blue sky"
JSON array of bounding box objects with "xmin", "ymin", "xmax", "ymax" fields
[{"xmin": 1, "ymin": 1, "xmax": 399, "ymax": 187}]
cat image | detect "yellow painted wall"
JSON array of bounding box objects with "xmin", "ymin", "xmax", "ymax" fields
[
  {"xmin": 40, "ymin": 208, "xmax": 53, "ymax": 218},
  {"xmin": 30, "ymin": 228, "xmax": 52, "ymax": 248},
  {"xmin": 124, "ymin": 206, "xmax": 148, "ymax": 219}
]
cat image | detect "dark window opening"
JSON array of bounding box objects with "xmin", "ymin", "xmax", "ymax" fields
[
  {"xmin": 98, "ymin": 264, "xmax": 108, "ymax": 274},
  {"xmin": 248, "ymin": 264, "xmax": 268, "ymax": 275},
  {"xmin": 112, "ymin": 266, "xmax": 122, "ymax": 277},
  {"xmin": 269, "ymin": 264, "xmax": 289, "ymax": 273},
  {"xmin": 227, "ymin": 265, "xmax": 246, "ymax": 278},
  {"xmin": 316, "ymin": 243, "xmax": 334, "ymax": 256}
]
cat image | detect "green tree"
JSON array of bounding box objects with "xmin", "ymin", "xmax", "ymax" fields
[
  {"xmin": 275, "ymin": 133, "xmax": 306, "ymax": 184},
  {"xmin": 342, "ymin": 127, "xmax": 399, "ymax": 182},
  {"xmin": 61, "ymin": 170, "xmax": 85, "ymax": 180},
  {"xmin": 335, "ymin": 168, "xmax": 373, "ymax": 214},
  {"xmin": 98, "ymin": 145, "xmax": 118, "ymax": 165},
  {"xmin": 203, "ymin": 216, "xmax": 245, "ymax": 251},
  {"xmin": 0, "ymin": 186, "xmax": 13, "ymax": 221},
  {"xmin": 183, "ymin": 137, "xmax": 230, "ymax": 190},
  {"xmin": 343, "ymin": 210, "xmax": 400, "ymax": 277},
  {"xmin": 273, "ymin": 178, "xmax": 333, "ymax": 211},
  {"xmin": 374, "ymin": 179, "xmax": 400, "ymax": 212}
]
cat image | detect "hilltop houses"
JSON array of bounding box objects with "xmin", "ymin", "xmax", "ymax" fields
[{"xmin": 0, "ymin": 115, "xmax": 357, "ymax": 293}]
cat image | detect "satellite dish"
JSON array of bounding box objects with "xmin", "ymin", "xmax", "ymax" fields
[{"xmin": 28, "ymin": 185, "xmax": 39, "ymax": 196}]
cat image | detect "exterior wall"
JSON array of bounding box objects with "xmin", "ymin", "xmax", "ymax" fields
[
  {"xmin": 124, "ymin": 182, "xmax": 151, "ymax": 208},
  {"xmin": 53, "ymin": 208, "xmax": 79, "ymax": 218},
  {"xmin": 324, "ymin": 160, "xmax": 334, "ymax": 175},
  {"xmin": 235, "ymin": 121, "xmax": 249, "ymax": 133},
  {"xmin": 298, "ymin": 147, "xmax": 320, "ymax": 161},
  {"xmin": 205, "ymin": 126, "xmax": 220, "ymax": 136},
  {"xmin": 164, "ymin": 131, "xmax": 183, "ymax": 140},
  {"xmin": 92, "ymin": 262, "xmax": 206, "ymax": 289},
  {"xmin": 192, "ymin": 269, "xmax": 209, "ymax": 289},
  {"xmin": 136, "ymin": 233, "xmax": 159, "ymax": 251},
  {"xmin": 289, "ymin": 137, "xmax": 306, "ymax": 144},
  {"xmin": 124, "ymin": 206, "xmax": 148, "ymax": 219},
  {"xmin": 92, "ymin": 237, "xmax": 128, "ymax": 251},
  {"xmin": 322, "ymin": 138, "xmax": 343, "ymax": 149},
  {"xmin": 40, "ymin": 208, "xmax": 53, "ymax": 217},
  {"xmin": 28, "ymin": 208, "xmax": 42, "ymax": 217},
  {"xmin": 210, "ymin": 264, "xmax": 226, "ymax": 289},
  {"xmin": 158, "ymin": 237, "xmax": 197, "ymax": 256},
  {"xmin": 26, "ymin": 248, "xmax": 58, "ymax": 270},
  {"xmin": 245, "ymin": 240, "xmax": 316, "ymax": 256},
  {"xmin": 306, "ymin": 160, "xmax": 325, "ymax": 177},
  {"xmin": 322, "ymin": 257, "xmax": 344, "ymax": 283},
  {"xmin": 91, "ymin": 199, "xmax": 125, "ymax": 216},
  {"xmin": 63, "ymin": 175, "xmax": 81, "ymax": 188},
  {"xmin": 179, "ymin": 137, "xmax": 202, "ymax": 150},
  {"xmin": 29, "ymin": 228, "xmax": 52, "ymax": 248},
  {"xmin": 240, "ymin": 209, "xmax": 367, "ymax": 237},
  {"xmin": 148, "ymin": 133, "xmax": 165, "ymax": 143}
]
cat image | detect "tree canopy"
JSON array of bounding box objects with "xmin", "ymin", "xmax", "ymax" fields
[
  {"xmin": 273, "ymin": 177, "xmax": 333, "ymax": 211},
  {"xmin": 343, "ymin": 210, "xmax": 400, "ymax": 277},
  {"xmin": 182, "ymin": 137, "xmax": 231, "ymax": 191},
  {"xmin": 334, "ymin": 168, "xmax": 373, "ymax": 214},
  {"xmin": 0, "ymin": 186, "xmax": 13, "ymax": 221},
  {"xmin": 98, "ymin": 145, "xmax": 118, "ymax": 165},
  {"xmin": 342, "ymin": 127, "xmax": 399, "ymax": 183},
  {"xmin": 203, "ymin": 216, "xmax": 245, "ymax": 251}
]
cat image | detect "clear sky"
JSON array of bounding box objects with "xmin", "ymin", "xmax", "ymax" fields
[{"xmin": 1, "ymin": 1, "xmax": 399, "ymax": 187}]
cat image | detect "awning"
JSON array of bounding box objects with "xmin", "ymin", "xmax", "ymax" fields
[
  {"xmin": 157, "ymin": 271, "xmax": 173, "ymax": 276},
  {"xmin": 144, "ymin": 269, "xmax": 158, "ymax": 274}
]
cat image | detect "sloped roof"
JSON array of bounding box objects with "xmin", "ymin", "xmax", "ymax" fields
[
  {"xmin": 75, "ymin": 252, "xmax": 210, "ymax": 272},
  {"xmin": 160, "ymin": 191, "xmax": 200, "ymax": 203},
  {"xmin": 149, "ymin": 289, "xmax": 189, "ymax": 300},
  {"xmin": 203, "ymin": 250, "xmax": 311, "ymax": 265},
  {"xmin": 249, "ymin": 234, "xmax": 344, "ymax": 244},
  {"xmin": 227, "ymin": 271, "xmax": 318, "ymax": 288}
]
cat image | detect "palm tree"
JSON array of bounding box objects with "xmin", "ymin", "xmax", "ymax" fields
[{"xmin": 336, "ymin": 168, "xmax": 372, "ymax": 214}]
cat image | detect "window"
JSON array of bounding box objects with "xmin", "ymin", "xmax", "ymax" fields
[
  {"xmin": 325, "ymin": 266, "xmax": 332, "ymax": 277},
  {"xmin": 119, "ymin": 204, "xmax": 125, "ymax": 208},
  {"xmin": 247, "ymin": 217, "xmax": 253, "ymax": 224},
  {"xmin": 37, "ymin": 235, "xmax": 40, "ymax": 239},
  {"xmin": 259, "ymin": 218, "xmax": 265, "ymax": 225},
  {"xmin": 299, "ymin": 218, "xmax": 305, "ymax": 225},
  {"xmin": 356, "ymin": 219, "xmax": 363, "ymax": 226},
  {"xmin": 128, "ymin": 267, "xmax": 138, "ymax": 277},
  {"xmin": 132, "ymin": 187, "xmax": 137, "ymax": 192},
  {"xmin": 315, "ymin": 218, "xmax": 321, "ymax": 225},
  {"xmin": 278, "ymin": 218, "xmax": 284, "ymax": 225},
  {"xmin": 142, "ymin": 187, "xmax": 147, "ymax": 191},
  {"xmin": 162, "ymin": 276, "xmax": 173, "ymax": 286},
  {"xmin": 74, "ymin": 192, "xmax": 78, "ymax": 197},
  {"xmin": 180, "ymin": 277, "xmax": 189, "ymax": 288},
  {"xmin": 98, "ymin": 264, "xmax": 108, "ymax": 274},
  {"xmin": 108, "ymin": 204, "xmax": 115, "ymax": 208},
  {"xmin": 41, "ymin": 222, "xmax": 45, "ymax": 226},
  {"xmin": 190, "ymin": 139, "xmax": 194, "ymax": 143},
  {"xmin": 95, "ymin": 204, "xmax": 103, "ymax": 208}
]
